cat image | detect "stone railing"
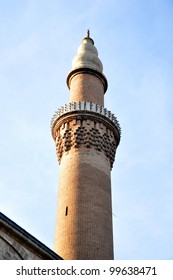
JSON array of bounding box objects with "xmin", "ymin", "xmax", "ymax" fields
[{"xmin": 51, "ymin": 101, "xmax": 121, "ymax": 135}]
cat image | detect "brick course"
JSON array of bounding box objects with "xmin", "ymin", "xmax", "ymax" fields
[
  {"xmin": 54, "ymin": 151, "xmax": 113, "ymax": 259},
  {"xmin": 69, "ymin": 73, "xmax": 104, "ymax": 106}
]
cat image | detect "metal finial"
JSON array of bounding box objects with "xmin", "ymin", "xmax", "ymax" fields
[
  {"xmin": 83, "ymin": 29, "xmax": 94, "ymax": 45},
  {"xmin": 87, "ymin": 29, "xmax": 90, "ymax": 38}
]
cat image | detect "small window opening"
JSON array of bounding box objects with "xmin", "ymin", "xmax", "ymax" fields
[{"xmin": 65, "ymin": 206, "xmax": 68, "ymax": 216}]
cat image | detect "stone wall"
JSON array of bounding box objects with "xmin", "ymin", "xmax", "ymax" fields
[
  {"xmin": 0, "ymin": 212, "xmax": 62, "ymax": 260},
  {"xmin": 0, "ymin": 230, "xmax": 40, "ymax": 260}
]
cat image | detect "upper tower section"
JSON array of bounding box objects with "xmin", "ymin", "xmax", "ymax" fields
[
  {"xmin": 51, "ymin": 32, "xmax": 121, "ymax": 168},
  {"xmin": 67, "ymin": 31, "xmax": 108, "ymax": 106}
]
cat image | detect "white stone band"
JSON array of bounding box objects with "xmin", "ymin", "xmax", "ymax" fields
[{"xmin": 51, "ymin": 101, "xmax": 121, "ymax": 135}]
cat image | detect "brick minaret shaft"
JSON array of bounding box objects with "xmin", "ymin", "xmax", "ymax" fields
[{"xmin": 51, "ymin": 32, "xmax": 121, "ymax": 260}]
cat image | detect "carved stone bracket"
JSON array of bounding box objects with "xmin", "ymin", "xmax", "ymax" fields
[
  {"xmin": 53, "ymin": 112, "xmax": 120, "ymax": 169},
  {"xmin": 51, "ymin": 101, "xmax": 121, "ymax": 136}
]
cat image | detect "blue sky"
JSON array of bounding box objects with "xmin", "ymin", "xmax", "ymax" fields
[{"xmin": 0, "ymin": 0, "xmax": 173, "ymax": 259}]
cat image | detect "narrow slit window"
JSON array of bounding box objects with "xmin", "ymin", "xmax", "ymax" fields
[{"xmin": 65, "ymin": 206, "xmax": 68, "ymax": 216}]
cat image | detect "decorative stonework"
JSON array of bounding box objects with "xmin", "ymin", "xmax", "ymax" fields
[
  {"xmin": 54, "ymin": 117, "xmax": 118, "ymax": 168},
  {"xmin": 51, "ymin": 101, "xmax": 121, "ymax": 136},
  {"xmin": 0, "ymin": 213, "xmax": 62, "ymax": 260},
  {"xmin": 0, "ymin": 236, "xmax": 23, "ymax": 260},
  {"xmin": 0, "ymin": 232, "xmax": 39, "ymax": 260}
]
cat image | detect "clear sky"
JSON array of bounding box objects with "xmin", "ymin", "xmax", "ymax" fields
[{"xmin": 0, "ymin": 0, "xmax": 173, "ymax": 260}]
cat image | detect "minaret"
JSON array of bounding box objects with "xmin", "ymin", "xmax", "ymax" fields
[{"xmin": 51, "ymin": 31, "xmax": 121, "ymax": 260}]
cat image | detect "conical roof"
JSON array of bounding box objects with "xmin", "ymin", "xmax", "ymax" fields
[
  {"xmin": 71, "ymin": 30, "xmax": 103, "ymax": 74},
  {"xmin": 67, "ymin": 31, "xmax": 108, "ymax": 92}
]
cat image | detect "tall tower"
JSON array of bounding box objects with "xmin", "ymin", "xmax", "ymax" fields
[{"xmin": 51, "ymin": 32, "xmax": 121, "ymax": 260}]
